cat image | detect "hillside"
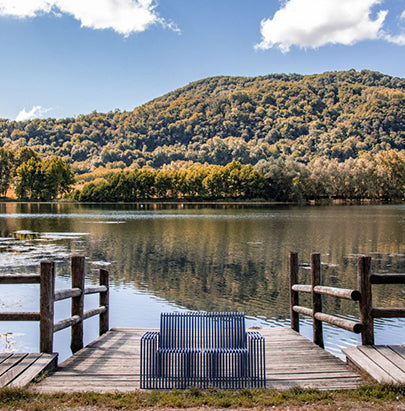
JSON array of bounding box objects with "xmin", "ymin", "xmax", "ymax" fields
[{"xmin": 1, "ymin": 70, "xmax": 404, "ymax": 173}]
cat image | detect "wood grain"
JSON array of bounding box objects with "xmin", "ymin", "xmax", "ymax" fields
[{"xmin": 34, "ymin": 327, "xmax": 362, "ymax": 392}]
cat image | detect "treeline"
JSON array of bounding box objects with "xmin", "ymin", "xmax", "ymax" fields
[
  {"xmin": 73, "ymin": 150, "xmax": 405, "ymax": 202},
  {"xmin": 0, "ymin": 147, "xmax": 74, "ymax": 200},
  {"xmin": 0, "ymin": 70, "xmax": 404, "ymax": 173},
  {"xmin": 1, "ymin": 146, "xmax": 403, "ymax": 202}
]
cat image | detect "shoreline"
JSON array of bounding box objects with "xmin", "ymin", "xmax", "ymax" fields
[{"xmin": 0, "ymin": 199, "xmax": 404, "ymax": 206}]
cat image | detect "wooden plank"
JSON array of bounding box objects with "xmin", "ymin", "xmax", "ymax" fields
[
  {"xmin": 371, "ymin": 307, "xmax": 405, "ymax": 318},
  {"xmin": 54, "ymin": 288, "xmax": 81, "ymax": 301},
  {"xmin": 54, "ymin": 315, "xmax": 81, "ymax": 332},
  {"xmin": 289, "ymin": 252, "xmax": 300, "ymax": 332},
  {"xmin": 40, "ymin": 261, "xmax": 55, "ymax": 353},
  {"xmin": 311, "ymin": 253, "xmax": 324, "ymax": 348},
  {"xmin": 313, "ymin": 286, "xmax": 361, "ymax": 301},
  {"xmin": 390, "ymin": 346, "xmax": 405, "ymax": 360},
  {"xmin": 374, "ymin": 346, "xmax": 405, "ymax": 373},
  {"xmin": 343, "ymin": 346, "xmax": 397, "ymax": 383},
  {"xmin": 0, "ymin": 312, "xmax": 40, "ymax": 321},
  {"xmin": 85, "ymin": 285, "xmax": 107, "ymax": 295},
  {"xmin": 0, "ymin": 354, "xmax": 13, "ymax": 365},
  {"xmin": 0, "ymin": 274, "xmax": 40, "ymax": 284},
  {"xmin": 0, "ymin": 354, "xmax": 39, "ymax": 387},
  {"xmin": 9, "ymin": 354, "xmax": 57, "ymax": 387},
  {"xmin": 370, "ymin": 273, "xmax": 405, "ymax": 284},
  {"xmin": 358, "ymin": 346, "xmax": 405, "ymax": 383},
  {"xmin": 70, "ymin": 255, "xmax": 85, "ymax": 354},
  {"xmin": 0, "ymin": 354, "xmax": 27, "ymax": 376},
  {"xmin": 99, "ymin": 269, "xmax": 109, "ymax": 335},
  {"xmin": 358, "ymin": 256, "xmax": 374, "ymax": 345},
  {"xmin": 83, "ymin": 306, "xmax": 106, "ymax": 320},
  {"xmin": 34, "ymin": 327, "xmax": 362, "ymax": 393}
]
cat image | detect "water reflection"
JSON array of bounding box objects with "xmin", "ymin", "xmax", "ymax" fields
[{"xmin": 0, "ymin": 203, "xmax": 404, "ymax": 359}]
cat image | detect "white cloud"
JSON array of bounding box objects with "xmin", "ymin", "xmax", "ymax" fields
[
  {"xmin": 401, "ymin": 10, "xmax": 405, "ymax": 20},
  {"xmin": 16, "ymin": 106, "xmax": 52, "ymax": 121},
  {"xmin": 0, "ymin": 0, "xmax": 52, "ymax": 18},
  {"xmin": 255, "ymin": 0, "xmax": 401, "ymax": 53},
  {"xmin": 0, "ymin": 0, "xmax": 173, "ymax": 36},
  {"xmin": 382, "ymin": 32, "xmax": 405, "ymax": 45}
]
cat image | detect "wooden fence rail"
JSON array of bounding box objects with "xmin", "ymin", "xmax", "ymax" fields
[
  {"xmin": 0, "ymin": 255, "xmax": 109, "ymax": 357},
  {"xmin": 358, "ymin": 256, "xmax": 405, "ymax": 345},
  {"xmin": 290, "ymin": 252, "xmax": 405, "ymax": 347},
  {"xmin": 290, "ymin": 252, "xmax": 362, "ymax": 348},
  {"xmin": 290, "ymin": 253, "xmax": 362, "ymax": 348}
]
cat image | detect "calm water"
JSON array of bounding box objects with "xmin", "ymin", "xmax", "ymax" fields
[{"xmin": 0, "ymin": 203, "xmax": 404, "ymax": 361}]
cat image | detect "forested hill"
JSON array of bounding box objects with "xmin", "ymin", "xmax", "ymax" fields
[{"xmin": 1, "ymin": 70, "xmax": 404, "ymax": 173}]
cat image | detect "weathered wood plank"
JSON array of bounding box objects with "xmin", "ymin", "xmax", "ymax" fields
[
  {"xmin": 9, "ymin": 354, "xmax": 57, "ymax": 387},
  {"xmin": 54, "ymin": 288, "xmax": 81, "ymax": 301},
  {"xmin": 289, "ymin": 252, "xmax": 300, "ymax": 332},
  {"xmin": 370, "ymin": 273, "xmax": 405, "ymax": 284},
  {"xmin": 390, "ymin": 346, "xmax": 405, "ymax": 360},
  {"xmin": 0, "ymin": 354, "xmax": 13, "ymax": 365},
  {"xmin": 0, "ymin": 312, "xmax": 40, "ymax": 321},
  {"xmin": 374, "ymin": 346, "xmax": 405, "ymax": 374},
  {"xmin": 70, "ymin": 255, "xmax": 85, "ymax": 354},
  {"xmin": 343, "ymin": 346, "xmax": 401, "ymax": 384},
  {"xmin": 99, "ymin": 269, "xmax": 109, "ymax": 335},
  {"xmin": 34, "ymin": 327, "xmax": 362, "ymax": 393},
  {"xmin": 0, "ymin": 354, "xmax": 27, "ymax": 376},
  {"xmin": 40, "ymin": 261, "xmax": 55, "ymax": 353},
  {"xmin": 0, "ymin": 274, "xmax": 40, "ymax": 284},
  {"xmin": 358, "ymin": 346, "xmax": 405, "ymax": 383},
  {"xmin": 0, "ymin": 354, "xmax": 39, "ymax": 387}
]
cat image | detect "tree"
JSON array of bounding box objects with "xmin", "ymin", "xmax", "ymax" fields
[
  {"xmin": 15, "ymin": 156, "xmax": 74, "ymax": 200},
  {"xmin": 14, "ymin": 147, "xmax": 40, "ymax": 168},
  {"xmin": 15, "ymin": 157, "xmax": 44, "ymax": 200},
  {"xmin": 42, "ymin": 157, "xmax": 75, "ymax": 199},
  {"xmin": 0, "ymin": 148, "xmax": 14, "ymax": 196}
]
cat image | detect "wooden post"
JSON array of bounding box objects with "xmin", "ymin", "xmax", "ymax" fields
[
  {"xmin": 99, "ymin": 269, "xmax": 109, "ymax": 335},
  {"xmin": 311, "ymin": 253, "xmax": 324, "ymax": 348},
  {"xmin": 40, "ymin": 261, "xmax": 55, "ymax": 353},
  {"xmin": 358, "ymin": 256, "xmax": 374, "ymax": 345},
  {"xmin": 70, "ymin": 256, "xmax": 85, "ymax": 353},
  {"xmin": 289, "ymin": 252, "xmax": 299, "ymax": 332}
]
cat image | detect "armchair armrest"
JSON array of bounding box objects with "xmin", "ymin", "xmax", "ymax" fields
[
  {"xmin": 247, "ymin": 331, "xmax": 266, "ymax": 388},
  {"xmin": 140, "ymin": 331, "xmax": 159, "ymax": 389}
]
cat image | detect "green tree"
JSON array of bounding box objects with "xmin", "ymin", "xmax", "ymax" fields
[
  {"xmin": 42, "ymin": 157, "xmax": 75, "ymax": 199},
  {"xmin": 0, "ymin": 148, "xmax": 14, "ymax": 196},
  {"xmin": 15, "ymin": 157, "xmax": 45, "ymax": 200},
  {"xmin": 14, "ymin": 147, "xmax": 40, "ymax": 168},
  {"xmin": 15, "ymin": 156, "xmax": 74, "ymax": 200}
]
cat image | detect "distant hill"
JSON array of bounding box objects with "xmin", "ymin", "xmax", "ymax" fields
[{"xmin": 1, "ymin": 70, "xmax": 404, "ymax": 173}]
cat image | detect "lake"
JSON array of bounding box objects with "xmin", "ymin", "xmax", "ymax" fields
[{"xmin": 0, "ymin": 202, "xmax": 404, "ymax": 361}]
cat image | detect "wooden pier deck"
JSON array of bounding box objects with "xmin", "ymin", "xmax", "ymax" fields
[
  {"xmin": 343, "ymin": 345, "xmax": 405, "ymax": 384},
  {"xmin": 0, "ymin": 353, "xmax": 57, "ymax": 388},
  {"xmin": 33, "ymin": 327, "xmax": 362, "ymax": 393}
]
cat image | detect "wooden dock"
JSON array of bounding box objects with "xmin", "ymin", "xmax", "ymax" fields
[
  {"xmin": 343, "ymin": 345, "xmax": 405, "ymax": 384},
  {"xmin": 33, "ymin": 327, "xmax": 362, "ymax": 393},
  {"xmin": 2, "ymin": 254, "xmax": 403, "ymax": 392},
  {"xmin": 0, "ymin": 353, "xmax": 57, "ymax": 388}
]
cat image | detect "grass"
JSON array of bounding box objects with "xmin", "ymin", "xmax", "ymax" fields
[{"xmin": 0, "ymin": 384, "xmax": 404, "ymax": 410}]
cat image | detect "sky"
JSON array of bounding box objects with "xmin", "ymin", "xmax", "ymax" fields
[{"xmin": 0, "ymin": 0, "xmax": 404, "ymax": 121}]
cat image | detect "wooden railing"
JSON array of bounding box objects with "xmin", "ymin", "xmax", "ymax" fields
[
  {"xmin": 358, "ymin": 255, "xmax": 405, "ymax": 345},
  {"xmin": 289, "ymin": 252, "xmax": 362, "ymax": 348},
  {"xmin": 290, "ymin": 252, "xmax": 405, "ymax": 347},
  {"xmin": 0, "ymin": 255, "xmax": 109, "ymax": 355}
]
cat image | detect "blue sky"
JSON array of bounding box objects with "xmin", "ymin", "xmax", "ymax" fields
[{"xmin": 0, "ymin": 0, "xmax": 404, "ymax": 121}]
